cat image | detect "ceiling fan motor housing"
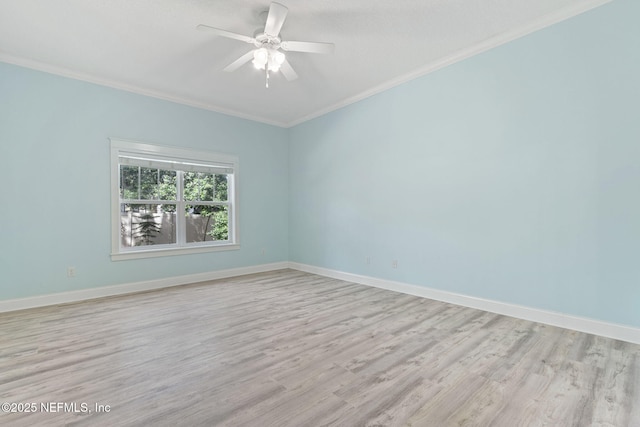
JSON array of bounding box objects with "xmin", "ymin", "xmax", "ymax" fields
[{"xmin": 254, "ymin": 33, "xmax": 282, "ymax": 49}]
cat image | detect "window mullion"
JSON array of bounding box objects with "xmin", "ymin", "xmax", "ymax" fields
[
  {"xmin": 176, "ymin": 170, "xmax": 186, "ymax": 246},
  {"xmin": 227, "ymin": 174, "xmax": 234, "ymax": 240},
  {"xmin": 137, "ymin": 166, "xmax": 141, "ymax": 200}
]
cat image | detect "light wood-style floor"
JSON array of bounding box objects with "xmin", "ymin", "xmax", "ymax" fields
[{"xmin": 1, "ymin": 269, "xmax": 638, "ymax": 426}]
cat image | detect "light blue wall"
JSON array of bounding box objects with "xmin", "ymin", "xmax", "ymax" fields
[
  {"xmin": 0, "ymin": 63, "xmax": 289, "ymax": 300},
  {"xmin": 289, "ymin": 0, "xmax": 640, "ymax": 327}
]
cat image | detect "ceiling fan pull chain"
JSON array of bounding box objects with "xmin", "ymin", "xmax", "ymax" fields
[{"xmin": 266, "ymin": 68, "xmax": 270, "ymax": 88}]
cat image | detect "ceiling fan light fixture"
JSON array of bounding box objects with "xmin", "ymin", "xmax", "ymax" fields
[
  {"xmin": 252, "ymin": 48, "xmax": 269, "ymax": 69},
  {"xmin": 267, "ymin": 50, "xmax": 285, "ymax": 72},
  {"xmin": 274, "ymin": 51, "xmax": 285, "ymax": 65}
]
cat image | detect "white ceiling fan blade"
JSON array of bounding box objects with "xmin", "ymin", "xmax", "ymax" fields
[
  {"xmin": 197, "ymin": 24, "xmax": 255, "ymax": 44},
  {"xmin": 264, "ymin": 2, "xmax": 288, "ymax": 37},
  {"xmin": 280, "ymin": 59, "xmax": 298, "ymax": 81},
  {"xmin": 280, "ymin": 41, "xmax": 335, "ymax": 54},
  {"xmin": 224, "ymin": 50, "xmax": 256, "ymax": 72}
]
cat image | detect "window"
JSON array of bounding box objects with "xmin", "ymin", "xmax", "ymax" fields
[{"xmin": 110, "ymin": 139, "xmax": 239, "ymax": 260}]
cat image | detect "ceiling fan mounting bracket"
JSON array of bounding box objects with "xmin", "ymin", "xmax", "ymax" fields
[{"xmin": 254, "ymin": 33, "xmax": 281, "ymax": 50}]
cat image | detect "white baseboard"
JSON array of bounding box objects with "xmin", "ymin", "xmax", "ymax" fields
[
  {"xmin": 3, "ymin": 260, "xmax": 638, "ymax": 345},
  {"xmin": 0, "ymin": 262, "xmax": 289, "ymax": 314},
  {"xmin": 289, "ymin": 262, "xmax": 640, "ymax": 345}
]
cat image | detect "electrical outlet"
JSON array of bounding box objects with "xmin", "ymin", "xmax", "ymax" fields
[
  {"xmin": 392, "ymin": 260, "xmax": 398, "ymax": 269},
  {"xmin": 67, "ymin": 267, "xmax": 76, "ymax": 277},
  {"xmin": 366, "ymin": 256, "xmax": 370, "ymax": 265},
  {"xmin": 261, "ymin": 248, "xmax": 266, "ymax": 256}
]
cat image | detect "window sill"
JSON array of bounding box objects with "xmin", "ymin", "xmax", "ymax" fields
[{"xmin": 111, "ymin": 244, "xmax": 240, "ymax": 261}]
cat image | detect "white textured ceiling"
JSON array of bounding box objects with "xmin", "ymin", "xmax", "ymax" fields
[{"xmin": 0, "ymin": 0, "xmax": 609, "ymax": 127}]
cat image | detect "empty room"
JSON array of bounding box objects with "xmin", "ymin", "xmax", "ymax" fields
[{"xmin": 1, "ymin": 0, "xmax": 639, "ymax": 425}]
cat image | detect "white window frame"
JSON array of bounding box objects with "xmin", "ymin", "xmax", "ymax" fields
[{"xmin": 110, "ymin": 138, "xmax": 239, "ymax": 260}]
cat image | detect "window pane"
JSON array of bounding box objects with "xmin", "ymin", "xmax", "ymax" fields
[
  {"xmin": 119, "ymin": 166, "xmax": 177, "ymax": 201},
  {"xmin": 184, "ymin": 172, "xmax": 212, "ymax": 201},
  {"xmin": 120, "ymin": 165, "xmax": 139, "ymax": 199},
  {"xmin": 184, "ymin": 172, "xmax": 228, "ymax": 202},
  {"xmin": 214, "ymin": 174, "xmax": 228, "ymax": 202},
  {"xmin": 139, "ymin": 167, "xmax": 157, "ymax": 199},
  {"xmin": 185, "ymin": 205, "xmax": 228, "ymax": 242},
  {"xmin": 158, "ymin": 170, "xmax": 177, "ymax": 200},
  {"xmin": 120, "ymin": 204, "xmax": 176, "ymax": 247}
]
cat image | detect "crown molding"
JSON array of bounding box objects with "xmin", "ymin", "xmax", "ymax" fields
[
  {"xmin": 0, "ymin": 53, "xmax": 289, "ymax": 128},
  {"xmin": 284, "ymin": 0, "xmax": 613, "ymax": 128},
  {"xmin": 0, "ymin": 0, "xmax": 612, "ymax": 129}
]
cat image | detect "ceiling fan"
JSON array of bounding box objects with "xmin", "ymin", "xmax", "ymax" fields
[{"xmin": 197, "ymin": 2, "xmax": 334, "ymax": 88}]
